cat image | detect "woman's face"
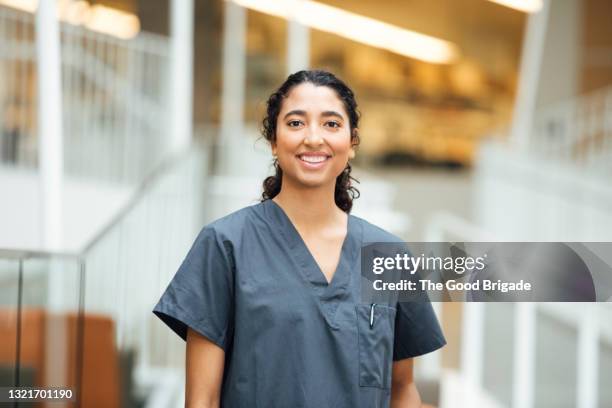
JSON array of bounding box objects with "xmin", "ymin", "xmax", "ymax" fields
[{"xmin": 272, "ymin": 82, "xmax": 356, "ymax": 190}]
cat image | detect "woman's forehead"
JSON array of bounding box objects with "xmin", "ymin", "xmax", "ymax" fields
[{"xmin": 281, "ymin": 83, "xmax": 346, "ymax": 116}]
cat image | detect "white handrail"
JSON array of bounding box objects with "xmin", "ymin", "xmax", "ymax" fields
[
  {"xmin": 531, "ymin": 86, "xmax": 612, "ymax": 173},
  {"xmin": 0, "ymin": 5, "xmax": 172, "ymax": 183},
  {"xmin": 425, "ymin": 212, "xmax": 607, "ymax": 408}
]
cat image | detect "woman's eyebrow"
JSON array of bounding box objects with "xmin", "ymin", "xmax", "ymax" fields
[
  {"xmin": 283, "ymin": 109, "xmax": 307, "ymax": 119},
  {"xmin": 282, "ymin": 110, "xmax": 344, "ymax": 120},
  {"xmin": 321, "ymin": 111, "xmax": 344, "ymax": 120}
]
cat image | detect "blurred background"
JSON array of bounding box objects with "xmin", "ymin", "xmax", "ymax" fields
[{"xmin": 1, "ymin": 0, "xmax": 611, "ymax": 407}]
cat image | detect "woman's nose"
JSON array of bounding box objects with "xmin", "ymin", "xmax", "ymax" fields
[{"xmin": 303, "ymin": 126, "xmax": 324, "ymax": 145}]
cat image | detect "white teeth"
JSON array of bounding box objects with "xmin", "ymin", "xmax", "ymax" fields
[{"xmin": 300, "ymin": 155, "xmax": 327, "ymax": 163}]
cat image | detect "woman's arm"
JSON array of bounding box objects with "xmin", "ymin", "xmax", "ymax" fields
[
  {"xmin": 185, "ymin": 328, "xmax": 226, "ymax": 408},
  {"xmin": 391, "ymin": 358, "xmax": 422, "ymax": 408}
]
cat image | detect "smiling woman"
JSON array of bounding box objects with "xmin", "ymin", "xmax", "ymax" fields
[
  {"xmin": 261, "ymin": 70, "xmax": 361, "ymax": 212},
  {"xmin": 152, "ymin": 70, "xmax": 446, "ymax": 408}
]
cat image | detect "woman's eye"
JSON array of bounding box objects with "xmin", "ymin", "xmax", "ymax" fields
[
  {"xmin": 326, "ymin": 121, "xmax": 341, "ymax": 128},
  {"xmin": 287, "ymin": 120, "xmax": 302, "ymax": 127}
]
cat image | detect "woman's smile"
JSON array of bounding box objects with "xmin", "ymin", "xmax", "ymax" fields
[{"xmin": 297, "ymin": 151, "xmax": 332, "ymax": 169}]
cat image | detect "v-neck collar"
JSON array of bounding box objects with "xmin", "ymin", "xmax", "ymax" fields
[{"xmin": 263, "ymin": 198, "xmax": 359, "ymax": 297}]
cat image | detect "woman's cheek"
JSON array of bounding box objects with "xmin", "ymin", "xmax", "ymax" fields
[{"xmin": 333, "ymin": 155, "xmax": 349, "ymax": 175}]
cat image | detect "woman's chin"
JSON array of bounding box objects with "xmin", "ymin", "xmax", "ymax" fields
[{"xmin": 286, "ymin": 173, "xmax": 335, "ymax": 190}]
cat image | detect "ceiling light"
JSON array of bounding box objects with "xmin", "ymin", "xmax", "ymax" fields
[
  {"xmin": 487, "ymin": 0, "xmax": 543, "ymax": 13},
  {"xmin": 0, "ymin": 0, "xmax": 36, "ymax": 12},
  {"xmin": 229, "ymin": 0, "xmax": 459, "ymax": 64},
  {"xmin": 0, "ymin": 0, "xmax": 140, "ymax": 39},
  {"xmin": 60, "ymin": 0, "xmax": 91, "ymax": 26},
  {"xmin": 85, "ymin": 4, "xmax": 140, "ymax": 39}
]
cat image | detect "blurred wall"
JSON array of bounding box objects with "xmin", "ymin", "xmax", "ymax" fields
[
  {"xmin": 137, "ymin": 0, "xmax": 168, "ymax": 34},
  {"xmin": 581, "ymin": 0, "xmax": 612, "ymax": 92},
  {"xmin": 0, "ymin": 169, "xmax": 131, "ymax": 251},
  {"xmin": 536, "ymin": 0, "xmax": 582, "ymax": 108},
  {"xmin": 137, "ymin": 0, "xmax": 223, "ymax": 127},
  {"xmin": 193, "ymin": 0, "xmax": 223, "ymax": 126}
]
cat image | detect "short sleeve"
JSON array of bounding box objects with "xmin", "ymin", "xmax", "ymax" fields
[
  {"xmin": 152, "ymin": 226, "xmax": 234, "ymax": 349},
  {"xmin": 393, "ymin": 301, "xmax": 446, "ymax": 361}
]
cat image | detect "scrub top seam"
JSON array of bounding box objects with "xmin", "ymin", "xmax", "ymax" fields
[
  {"xmin": 266, "ymin": 199, "xmax": 352, "ymax": 294},
  {"xmin": 263, "ymin": 199, "xmax": 357, "ymax": 329}
]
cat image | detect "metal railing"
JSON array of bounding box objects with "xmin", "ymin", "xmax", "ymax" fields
[
  {"xmin": 531, "ymin": 86, "xmax": 612, "ymax": 175},
  {"xmin": 424, "ymin": 212, "xmax": 612, "ymax": 408},
  {"xmin": 469, "ymin": 85, "xmax": 612, "ymax": 407},
  {"xmin": 0, "ymin": 143, "xmax": 210, "ymax": 408},
  {"xmin": 0, "ymin": 5, "xmax": 171, "ymax": 184}
]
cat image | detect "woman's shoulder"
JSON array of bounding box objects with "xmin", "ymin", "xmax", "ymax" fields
[
  {"xmin": 198, "ymin": 202, "xmax": 266, "ymax": 240},
  {"xmin": 349, "ymin": 213, "xmax": 405, "ymax": 244}
]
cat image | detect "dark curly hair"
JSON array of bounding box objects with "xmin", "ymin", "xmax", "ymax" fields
[{"xmin": 260, "ymin": 70, "xmax": 361, "ymax": 213}]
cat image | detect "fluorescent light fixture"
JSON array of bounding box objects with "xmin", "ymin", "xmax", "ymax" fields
[
  {"xmin": 0, "ymin": 0, "xmax": 140, "ymax": 39},
  {"xmin": 487, "ymin": 0, "xmax": 543, "ymax": 13},
  {"xmin": 60, "ymin": 0, "xmax": 91, "ymax": 26},
  {"xmin": 85, "ymin": 4, "xmax": 140, "ymax": 39},
  {"xmin": 228, "ymin": 0, "xmax": 459, "ymax": 64},
  {"xmin": 0, "ymin": 0, "xmax": 36, "ymax": 12}
]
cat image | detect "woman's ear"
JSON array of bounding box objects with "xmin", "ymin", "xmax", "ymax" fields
[
  {"xmin": 271, "ymin": 142, "xmax": 277, "ymax": 157},
  {"xmin": 349, "ymin": 128, "xmax": 359, "ymax": 159}
]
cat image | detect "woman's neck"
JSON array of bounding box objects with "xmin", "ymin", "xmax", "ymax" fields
[{"xmin": 272, "ymin": 180, "xmax": 345, "ymax": 232}]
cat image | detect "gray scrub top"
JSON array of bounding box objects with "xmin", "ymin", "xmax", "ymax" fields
[{"xmin": 153, "ymin": 199, "xmax": 446, "ymax": 408}]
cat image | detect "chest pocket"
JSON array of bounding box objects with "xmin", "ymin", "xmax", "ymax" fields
[{"xmin": 356, "ymin": 304, "xmax": 396, "ymax": 389}]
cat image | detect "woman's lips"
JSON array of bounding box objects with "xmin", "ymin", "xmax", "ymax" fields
[{"xmin": 296, "ymin": 154, "xmax": 331, "ymax": 169}]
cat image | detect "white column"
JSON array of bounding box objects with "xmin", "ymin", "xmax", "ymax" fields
[
  {"xmin": 219, "ymin": 1, "xmax": 248, "ymax": 178},
  {"xmin": 36, "ymin": 2, "xmax": 68, "ymax": 398},
  {"xmin": 36, "ymin": 0, "xmax": 63, "ymax": 251},
  {"xmin": 460, "ymin": 302, "xmax": 485, "ymax": 406},
  {"xmin": 170, "ymin": 0, "xmax": 194, "ymax": 154},
  {"xmin": 576, "ymin": 304, "xmax": 599, "ymax": 408},
  {"xmin": 220, "ymin": 0, "xmax": 246, "ymax": 139},
  {"xmin": 533, "ymin": 0, "xmax": 582, "ymax": 108},
  {"xmin": 287, "ymin": 2, "xmax": 309, "ymax": 75},
  {"xmin": 510, "ymin": 0, "xmax": 551, "ymax": 147},
  {"xmin": 512, "ymin": 303, "xmax": 536, "ymax": 408}
]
